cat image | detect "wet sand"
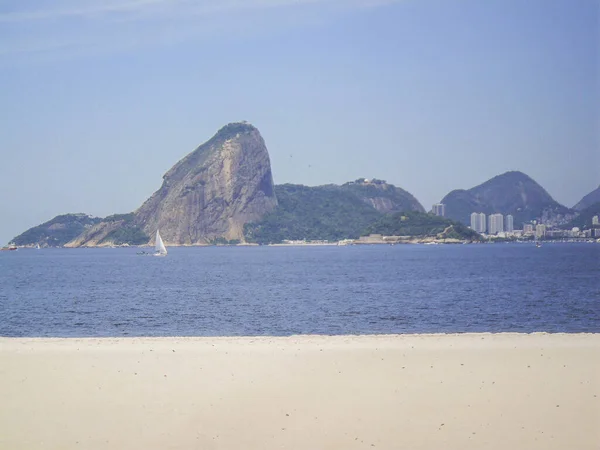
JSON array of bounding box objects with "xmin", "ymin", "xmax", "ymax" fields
[{"xmin": 1, "ymin": 333, "xmax": 598, "ymax": 449}]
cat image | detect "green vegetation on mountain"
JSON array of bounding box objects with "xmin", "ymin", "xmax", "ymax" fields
[
  {"xmin": 244, "ymin": 184, "xmax": 383, "ymax": 244},
  {"xmin": 206, "ymin": 122, "xmax": 256, "ymax": 145},
  {"xmin": 210, "ymin": 237, "xmax": 241, "ymax": 245},
  {"xmin": 11, "ymin": 214, "xmax": 102, "ymax": 247},
  {"xmin": 363, "ymin": 211, "xmax": 481, "ymax": 240},
  {"xmin": 561, "ymin": 202, "xmax": 600, "ymax": 230},
  {"xmin": 102, "ymin": 214, "xmax": 148, "ymax": 245},
  {"xmin": 244, "ymin": 184, "xmax": 468, "ymax": 244},
  {"xmin": 12, "ymin": 212, "xmax": 149, "ymax": 247},
  {"xmin": 104, "ymin": 213, "xmax": 136, "ymax": 223}
]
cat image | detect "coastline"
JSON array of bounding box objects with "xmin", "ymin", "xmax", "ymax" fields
[
  {"xmin": 1, "ymin": 333, "xmax": 598, "ymax": 449},
  {"xmin": 10, "ymin": 238, "xmax": 600, "ymax": 249}
]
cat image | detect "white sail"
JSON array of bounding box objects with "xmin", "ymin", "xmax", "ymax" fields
[{"xmin": 155, "ymin": 229, "xmax": 167, "ymax": 255}]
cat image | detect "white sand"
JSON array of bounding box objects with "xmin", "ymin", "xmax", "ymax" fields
[{"xmin": 1, "ymin": 333, "xmax": 598, "ymax": 449}]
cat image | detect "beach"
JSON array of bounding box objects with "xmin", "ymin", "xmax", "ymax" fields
[{"xmin": 1, "ymin": 333, "xmax": 598, "ymax": 449}]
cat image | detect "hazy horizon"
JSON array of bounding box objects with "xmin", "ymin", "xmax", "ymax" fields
[{"xmin": 1, "ymin": 0, "xmax": 598, "ymax": 244}]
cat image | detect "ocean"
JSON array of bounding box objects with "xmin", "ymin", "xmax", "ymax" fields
[{"xmin": 1, "ymin": 243, "xmax": 598, "ymax": 337}]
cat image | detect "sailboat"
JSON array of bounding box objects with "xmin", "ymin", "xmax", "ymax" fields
[
  {"xmin": 154, "ymin": 229, "xmax": 168, "ymax": 257},
  {"xmin": 35, "ymin": 244, "xmax": 41, "ymax": 250}
]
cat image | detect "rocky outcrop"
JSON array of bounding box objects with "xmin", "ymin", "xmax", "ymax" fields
[
  {"xmin": 341, "ymin": 179, "xmax": 425, "ymax": 213},
  {"xmin": 64, "ymin": 214, "xmax": 148, "ymax": 247},
  {"xmin": 133, "ymin": 122, "xmax": 278, "ymax": 244},
  {"xmin": 64, "ymin": 220, "xmax": 126, "ymax": 247}
]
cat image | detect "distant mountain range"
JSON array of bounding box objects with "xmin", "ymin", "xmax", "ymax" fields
[
  {"xmin": 440, "ymin": 171, "xmax": 575, "ymax": 228},
  {"xmin": 10, "ymin": 122, "xmax": 595, "ymax": 246},
  {"xmin": 11, "ymin": 124, "xmax": 437, "ymax": 247}
]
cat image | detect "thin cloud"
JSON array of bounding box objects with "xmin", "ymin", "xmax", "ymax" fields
[
  {"xmin": 0, "ymin": 0, "xmax": 403, "ymax": 61},
  {"xmin": 0, "ymin": 0, "xmax": 166, "ymax": 22},
  {"xmin": 0, "ymin": 0, "xmax": 399, "ymax": 22}
]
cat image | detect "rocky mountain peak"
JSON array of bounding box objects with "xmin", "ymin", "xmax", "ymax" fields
[
  {"xmin": 59, "ymin": 122, "xmax": 278, "ymax": 247},
  {"xmin": 134, "ymin": 122, "xmax": 278, "ymax": 244}
]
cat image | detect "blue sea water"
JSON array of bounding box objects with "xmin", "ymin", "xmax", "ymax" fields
[{"xmin": 0, "ymin": 243, "xmax": 598, "ymax": 337}]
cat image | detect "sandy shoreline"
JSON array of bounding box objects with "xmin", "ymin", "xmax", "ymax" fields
[{"xmin": 1, "ymin": 333, "xmax": 599, "ymax": 449}]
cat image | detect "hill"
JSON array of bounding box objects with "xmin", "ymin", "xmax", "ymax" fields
[
  {"xmin": 65, "ymin": 213, "xmax": 149, "ymax": 247},
  {"xmin": 561, "ymin": 202, "xmax": 600, "ymax": 230},
  {"xmin": 10, "ymin": 214, "xmax": 102, "ymax": 247},
  {"xmin": 440, "ymin": 171, "xmax": 573, "ymax": 228},
  {"xmin": 243, "ymin": 184, "xmax": 383, "ymax": 244},
  {"xmin": 244, "ymin": 182, "xmax": 428, "ymax": 244},
  {"xmin": 573, "ymin": 185, "xmax": 600, "ymax": 211},
  {"xmin": 363, "ymin": 211, "xmax": 481, "ymax": 241}
]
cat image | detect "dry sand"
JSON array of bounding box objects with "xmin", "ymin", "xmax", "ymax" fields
[{"xmin": 1, "ymin": 333, "xmax": 598, "ymax": 449}]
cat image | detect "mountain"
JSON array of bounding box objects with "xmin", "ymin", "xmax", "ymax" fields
[
  {"xmin": 440, "ymin": 171, "xmax": 574, "ymax": 228},
  {"xmin": 243, "ymin": 181, "xmax": 425, "ymax": 244},
  {"xmin": 573, "ymin": 185, "xmax": 600, "ymax": 211},
  {"xmin": 13, "ymin": 122, "xmax": 429, "ymax": 247},
  {"xmin": 134, "ymin": 122, "xmax": 277, "ymax": 244},
  {"xmin": 67, "ymin": 122, "xmax": 278, "ymax": 246},
  {"xmin": 10, "ymin": 214, "xmax": 102, "ymax": 247},
  {"xmin": 561, "ymin": 202, "xmax": 600, "ymax": 230}
]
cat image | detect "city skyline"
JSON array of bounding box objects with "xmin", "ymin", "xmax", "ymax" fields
[{"xmin": 1, "ymin": 0, "xmax": 598, "ymax": 245}]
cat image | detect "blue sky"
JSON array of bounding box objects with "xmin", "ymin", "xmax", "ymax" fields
[{"xmin": 0, "ymin": 0, "xmax": 598, "ymax": 244}]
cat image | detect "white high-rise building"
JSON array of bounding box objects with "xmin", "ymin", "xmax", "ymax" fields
[
  {"xmin": 432, "ymin": 203, "xmax": 445, "ymax": 217},
  {"xmin": 593, "ymin": 215, "xmax": 599, "ymax": 225},
  {"xmin": 478, "ymin": 213, "xmax": 487, "ymax": 233},
  {"xmin": 505, "ymin": 215, "xmax": 514, "ymax": 233},
  {"xmin": 470, "ymin": 212, "xmax": 487, "ymax": 233},
  {"xmin": 496, "ymin": 214, "xmax": 504, "ymax": 233},
  {"xmin": 488, "ymin": 213, "xmax": 504, "ymax": 235},
  {"xmin": 470, "ymin": 213, "xmax": 478, "ymax": 231},
  {"xmin": 523, "ymin": 224, "xmax": 534, "ymax": 235}
]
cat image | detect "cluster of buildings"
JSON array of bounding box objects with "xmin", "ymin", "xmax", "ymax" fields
[
  {"xmin": 471, "ymin": 212, "xmax": 600, "ymax": 239},
  {"xmin": 430, "ymin": 204, "xmax": 600, "ymax": 240},
  {"xmin": 470, "ymin": 212, "xmax": 515, "ymax": 235},
  {"xmin": 431, "ymin": 203, "xmax": 445, "ymax": 217}
]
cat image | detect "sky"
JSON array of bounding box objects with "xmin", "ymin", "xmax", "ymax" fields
[{"xmin": 0, "ymin": 0, "xmax": 598, "ymax": 244}]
